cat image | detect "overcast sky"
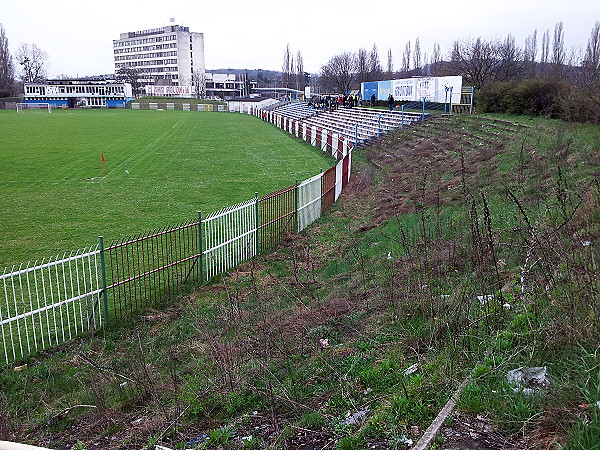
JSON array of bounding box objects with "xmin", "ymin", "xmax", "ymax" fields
[{"xmin": 2, "ymin": 0, "xmax": 599, "ymax": 78}]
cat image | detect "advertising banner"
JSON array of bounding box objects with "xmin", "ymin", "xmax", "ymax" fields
[
  {"xmin": 145, "ymin": 85, "xmax": 195, "ymax": 97},
  {"xmin": 364, "ymin": 76, "xmax": 463, "ymax": 103}
]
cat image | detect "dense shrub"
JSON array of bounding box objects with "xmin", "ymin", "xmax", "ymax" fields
[
  {"xmin": 477, "ymin": 78, "xmax": 569, "ymax": 118},
  {"xmin": 559, "ymin": 87, "xmax": 600, "ymax": 124}
]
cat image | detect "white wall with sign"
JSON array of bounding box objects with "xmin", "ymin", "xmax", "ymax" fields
[{"xmin": 145, "ymin": 85, "xmax": 196, "ymax": 97}]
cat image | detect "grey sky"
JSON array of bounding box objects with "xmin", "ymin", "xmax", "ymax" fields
[{"xmin": 2, "ymin": 0, "xmax": 599, "ymax": 78}]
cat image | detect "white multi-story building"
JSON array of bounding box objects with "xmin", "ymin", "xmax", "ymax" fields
[{"xmin": 113, "ymin": 24, "xmax": 205, "ymax": 87}]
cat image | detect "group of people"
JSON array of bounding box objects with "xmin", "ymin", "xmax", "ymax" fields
[
  {"xmin": 310, "ymin": 94, "xmax": 362, "ymax": 111},
  {"xmin": 308, "ymin": 93, "xmax": 397, "ymax": 112},
  {"xmin": 370, "ymin": 93, "xmax": 395, "ymax": 110}
]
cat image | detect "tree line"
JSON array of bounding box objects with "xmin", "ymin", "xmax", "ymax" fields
[
  {"xmin": 315, "ymin": 21, "xmax": 600, "ymax": 123},
  {"xmin": 0, "ymin": 24, "xmax": 50, "ymax": 98},
  {"xmin": 2, "ymin": 20, "xmax": 599, "ymax": 123}
]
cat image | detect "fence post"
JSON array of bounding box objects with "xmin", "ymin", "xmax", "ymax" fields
[
  {"xmin": 470, "ymin": 86, "xmax": 475, "ymax": 114},
  {"xmin": 295, "ymin": 180, "xmax": 300, "ymax": 233},
  {"xmin": 401, "ymin": 105, "xmax": 405, "ymax": 131},
  {"xmin": 254, "ymin": 192, "xmax": 260, "ymax": 255},
  {"xmin": 421, "ymin": 97, "xmax": 425, "ymax": 123},
  {"xmin": 444, "ymin": 86, "xmax": 449, "ymax": 114},
  {"xmin": 377, "ymin": 113, "xmax": 381, "ymax": 141},
  {"xmin": 355, "ymin": 123, "xmax": 359, "ymax": 148},
  {"xmin": 98, "ymin": 236, "xmax": 109, "ymax": 325},
  {"xmin": 197, "ymin": 211, "xmax": 204, "ymax": 284},
  {"xmin": 449, "ymin": 86, "xmax": 454, "ymax": 114}
]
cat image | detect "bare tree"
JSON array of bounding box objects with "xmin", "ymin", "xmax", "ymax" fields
[
  {"xmin": 541, "ymin": 29, "xmax": 550, "ymax": 66},
  {"xmin": 15, "ymin": 43, "xmax": 48, "ymax": 83},
  {"xmin": 192, "ymin": 69, "xmax": 206, "ymax": 98},
  {"xmin": 0, "ymin": 24, "xmax": 14, "ymax": 93},
  {"xmin": 582, "ymin": 21, "xmax": 600, "ymax": 86},
  {"xmin": 413, "ymin": 37, "xmax": 422, "ymax": 73},
  {"xmin": 355, "ymin": 47, "xmax": 370, "ymax": 84},
  {"xmin": 524, "ymin": 29, "xmax": 538, "ymax": 76},
  {"xmin": 282, "ymin": 44, "xmax": 291, "ymax": 88},
  {"xmin": 295, "ymin": 50, "xmax": 304, "ymax": 89},
  {"xmin": 550, "ymin": 21, "xmax": 565, "ymax": 79},
  {"xmin": 448, "ymin": 37, "xmax": 503, "ymax": 88},
  {"xmin": 386, "ymin": 49, "xmax": 394, "ymax": 79},
  {"xmin": 498, "ymin": 34, "xmax": 524, "ymax": 80},
  {"xmin": 320, "ymin": 51, "xmax": 356, "ymax": 94},
  {"xmin": 116, "ymin": 67, "xmax": 146, "ymax": 97},
  {"xmin": 369, "ymin": 44, "xmax": 383, "ymax": 80},
  {"xmin": 401, "ymin": 41, "xmax": 411, "ymax": 75},
  {"xmin": 584, "ymin": 21, "xmax": 600, "ymax": 72},
  {"xmin": 431, "ymin": 42, "xmax": 441, "ymax": 75}
]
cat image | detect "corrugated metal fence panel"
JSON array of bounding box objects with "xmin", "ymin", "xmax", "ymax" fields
[
  {"xmin": 0, "ymin": 247, "xmax": 102, "ymax": 365},
  {"xmin": 107, "ymin": 220, "xmax": 199, "ymax": 320},
  {"xmin": 203, "ymin": 198, "xmax": 257, "ymax": 281},
  {"xmin": 259, "ymin": 185, "xmax": 297, "ymax": 253},
  {"xmin": 297, "ymin": 174, "xmax": 323, "ymax": 232}
]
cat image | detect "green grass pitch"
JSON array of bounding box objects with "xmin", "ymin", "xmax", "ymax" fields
[{"xmin": 0, "ymin": 108, "xmax": 333, "ymax": 268}]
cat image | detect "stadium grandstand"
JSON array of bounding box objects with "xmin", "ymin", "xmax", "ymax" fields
[{"xmin": 259, "ymin": 76, "xmax": 472, "ymax": 146}]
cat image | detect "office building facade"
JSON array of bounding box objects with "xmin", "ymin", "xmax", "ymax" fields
[{"xmin": 113, "ymin": 25, "xmax": 205, "ymax": 86}]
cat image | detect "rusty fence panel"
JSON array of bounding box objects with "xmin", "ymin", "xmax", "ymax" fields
[
  {"xmin": 259, "ymin": 185, "xmax": 297, "ymax": 253},
  {"xmin": 106, "ymin": 220, "xmax": 199, "ymax": 320},
  {"xmin": 322, "ymin": 165, "xmax": 337, "ymax": 213}
]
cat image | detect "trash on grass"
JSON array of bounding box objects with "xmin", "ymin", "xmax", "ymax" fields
[
  {"xmin": 341, "ymin": 409, "xmax": 369, "ymax": 426},
  {"xmin": 507, "ymin": 366, "xmax": 549, "ymax": 394},
  {"xmin": 319, "ymin": 338, "xmax": 330, "ymax": 348},
  {"xmin": 404, "ymin": 363, "xmax": 419, "ymax": 376},
  {"xmin": 399, "ymin": 436, "xmax": 413, "ymax": 445},
  {"xmin": 477, "ymin": 294, "xmax": 494, "ymax": 305},
  {"xmin": 187, "ymin": 435, "xmax": 208, "ymax": 446}
]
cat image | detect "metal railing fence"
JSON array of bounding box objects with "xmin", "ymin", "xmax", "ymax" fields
[{"xmin": 0, "ymin": 247, "xmax": 103, "ymax": 365}]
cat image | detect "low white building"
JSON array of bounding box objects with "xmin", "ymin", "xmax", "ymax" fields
[{"xmin": 23, "ymin": 79, "xmax": 133, "ymax": 108}]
